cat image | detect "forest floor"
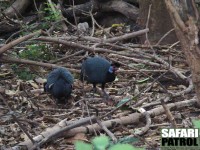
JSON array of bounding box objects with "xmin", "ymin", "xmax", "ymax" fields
[{"xmin": 0, "ymin": 25, "xmax": 199, "ymax": 150}]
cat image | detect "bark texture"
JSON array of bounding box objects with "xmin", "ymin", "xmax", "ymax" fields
[
  {"xmin": 165, "ymin": 0, "xmax": 200, "ymax": 105},
  {"xmin": 3, "ymin": 0, "xmax": 31, "ymax": 18},
  {"xmin": 139, "ymin": 0, "xmax": 177, "ymax": 44}
]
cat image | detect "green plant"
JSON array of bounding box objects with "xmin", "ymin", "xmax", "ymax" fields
[
  {"xmin": 44, "ymin": 2, "xmax": 61, "ymax": 23},
  {"xmin": 75, "ymin": 141, "xmax": 92, "ymax": 150},
  {"xmin": 0, "ymin": 2, "xmax": 10, "ymax": 10},
  {"xmin": 92, "ymin": 135, "xmax": 109, "ymax": 150},
  {"xmin": 41, "ymin": 2, "xmax": 62, "ymax": 30},
  {"xmin": 109, "ymin": 144, "xmax": 142, "ymax": 150},
  {"xmin": 19, "ymin": 1, "xmax": 62, "ymax": 33},
  {"xmin": 75, "ymin": 135, "xmax": 144, "ymax": 150},
  {"xmin": 20, "ymin": 23, "xmax": 42, "ymax": 36},
  {"xmin": 192, "ymin": 119, "xmax": 200, "ymax": 129},
  {"xmin": 19, "ymin": 44, "xmax": 55, "ymax": 61},
  {"xmin": 11, "ymin": 64, "xmax": 36, "ymax": 81}
]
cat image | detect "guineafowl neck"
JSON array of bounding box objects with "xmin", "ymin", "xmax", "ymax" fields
[{"xmin": 106, "ymin": 72, "xmax": 116, "ymax": 82}]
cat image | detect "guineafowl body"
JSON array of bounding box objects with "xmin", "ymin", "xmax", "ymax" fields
[
  {"xmin": 45, "ymin": 67, "xmax": 74, "ymax": 103},
  {"xmin": 81, "ymin": 57, "xmax": 114, "ymax": 83},
  {"xmin": 80, "ymin": 56, "xmax": 120, "ymax": 98}
]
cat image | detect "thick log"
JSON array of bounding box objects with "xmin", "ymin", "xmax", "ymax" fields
[
  {"xmin": 138, "ymin": 0, "xmax": 177, "ymax": 44},
  {"xmin": 63, "ymin": 0, "xmax": 139, "ymax": 21},
  {"xmin": 0, "ymin": 21, "xmax": 20, "ymax": 35},
  {"xmin": 3, "ymin": 0, "xmax": 31, "ymax": 18}
]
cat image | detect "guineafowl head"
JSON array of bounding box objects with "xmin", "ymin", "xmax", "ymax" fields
[
  {"xmin": 106, "ymin": 62, "xmax": 120, "ymax": 82},
  {"xmin": 108, "ymin": 62, "xmax": 120, "ymax": 73}
]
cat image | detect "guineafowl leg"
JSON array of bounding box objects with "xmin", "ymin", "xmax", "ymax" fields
[
  {"xmin": 92, "ymin": 84, "xmax": 97, "ymax": 97},
  {"xmin": 92, "ymin": 84, "xmax": 97, "ymax": 93},
  {"xmin": 101, "ymin": 84, "xmax": 109, "ymax": 99}
]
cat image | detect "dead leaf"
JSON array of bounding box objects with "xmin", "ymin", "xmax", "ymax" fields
[
  {"xmin": 5, "ymin": 90, "xmax": 18, "ymax": 96},
  {"xmin": 27, "ymin": 80, "xmax": 39, "ymax": 89},
  {"xmin": 66, "ymin": 133, "xmax": 88, "ymax": 144},
  {"xmin": 35, "ymin": 77, "xmax": 47, "ymax": 84}
]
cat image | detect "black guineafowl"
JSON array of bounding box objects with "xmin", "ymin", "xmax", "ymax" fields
[
  {"xmin": 44, "ymin": 67, "xmax": 74, "ymax": 104},
  {"xmin": 80, "ymin": 56, "xmax": 120, "ymax": 99}
]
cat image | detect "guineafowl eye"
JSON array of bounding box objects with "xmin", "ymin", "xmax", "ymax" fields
[
  {"xmin": 80, "ymin": 56, "xmax": 120, "ymax": 100},
  {"xmin": 45, "ymin": 67, "xmax": 74, "ymax": 104}
]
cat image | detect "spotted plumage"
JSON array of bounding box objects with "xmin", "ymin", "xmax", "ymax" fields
[
  {"xmin": 80, "ymin": 56, "xmax": 120, "ymax": 98},
  {"xmin": 45, "ymin": 67, "xmax": 74, "ymax": 103}
]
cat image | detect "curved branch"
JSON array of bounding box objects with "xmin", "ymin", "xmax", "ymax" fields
[{"xmin": 0, "ymin": 30, "xmax": 42, "ymax": 55}]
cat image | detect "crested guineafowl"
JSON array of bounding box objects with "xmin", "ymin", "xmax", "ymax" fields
[
  {"xmin": 44, "ymin": 67, "xmax": 74, "ymax": 104},
  {"xmin": 80, "ymin": 56, "xmax": 120, "ymax": 99}
]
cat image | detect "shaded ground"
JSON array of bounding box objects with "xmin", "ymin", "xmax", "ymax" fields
[{"xmin": 0, "ymin": 27, "xmax": 199, "ymax": 149}]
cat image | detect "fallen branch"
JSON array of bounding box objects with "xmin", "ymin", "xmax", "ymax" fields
[
  {"xmin": 135, "ymin": 108, "xmax": 151, "ymax": 135},
  {"xmin": 0, "ymin": 56, "xmax": 80, "ymax": 73},
  {"xmin": 61, "ymin": 28, "xmax": 149, "ymax": 43},
  {"xmin": 51, "ymin": 50, "xmax": 85, "ymax": 63},
  {"xmin": 12, "ymin": 98, "xmax": 197, "ymax": 149},
  {"xmin": 96, "ymin": 119, "xmax": 117, "ymax": 143},
  {"xmin": 161, "ymin": 98, "xmax": 177, "ymax": 128},
  {"xmin": 15, "ymin": 116, "xmax": 96, "ymax": 150},
  {"xmin": 0, "ymin": 30, "xmax": 42, "ymax": 55},
  {"xmin": 36, "ymin": 31, "xmax": 149, "ymax": 58},
  {"xmin": 105, "ymin": 28, "xmax": 149, "ymax": 43}
]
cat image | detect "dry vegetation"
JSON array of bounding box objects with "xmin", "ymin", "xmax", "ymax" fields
[
  {"xmin": 0, "ymin": 0, "xmax": 200, "ymax": 150},
  {"xmin": 0, "ymin": 27, "xmax": 198, "ymax": 149}
]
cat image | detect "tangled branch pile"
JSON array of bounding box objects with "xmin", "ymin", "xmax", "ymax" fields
[{"xmin": 0, "ymin": 0, "xmax": 199, "ymax": 149}]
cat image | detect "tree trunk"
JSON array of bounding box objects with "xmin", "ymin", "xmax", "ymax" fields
[
  {"xmin": 138, "ymin": 0, "xmax": 177, "ymax": 44},
  {"xmin": 3, "ymin": 0, "xmax": 31, "ymax": 18},
  {"xmin": 164, "ymin": 0, "xmax": 200, "ymax": 106}
]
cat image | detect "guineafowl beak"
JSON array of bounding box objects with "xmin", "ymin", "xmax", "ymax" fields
[
  {"xmin": 114, "ymin": 67, "xmax": 121, "ymax": 73},
  {"xmin": 111, "ymin": 62, "xmax": 120, "ymax": 73}
]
